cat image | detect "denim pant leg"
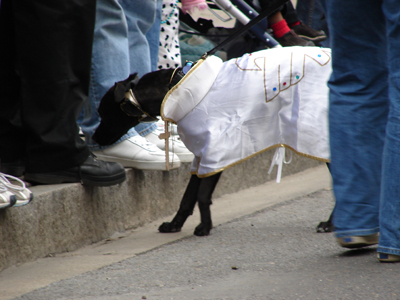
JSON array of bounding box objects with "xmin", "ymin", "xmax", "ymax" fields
[
  {"xmin": 146, "ymin": 0, "xmax": 163, "ymax": 72},
  {"xmin": 79, "ymin": 0, "xmax": 157, "ymax": 150},
  {"xmin": 79, "ymin": 0, "xmax": 130, "ymax": 149},
  {"xmin": 120, "ymin": 0, "xmax": 158, "ymax": 139},
  {"xmin": 325, "ymin": 0, "xmax": 388, "ymax": 237},
  {"xmin": 120, "ymin": 0, "xmax": 156, "ymax": 77},
  {"xmin": 377, "ymin": 0, "xmax": 400, "ymax": 256}
]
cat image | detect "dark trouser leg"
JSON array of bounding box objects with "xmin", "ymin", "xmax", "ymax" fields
[
  {"xmin": 0, "ymin": 0, "xmax": 26, "ymax": 165},
  {"xmin": 0, "ymin": 0, "xmax": 95, "ymax": 173}
]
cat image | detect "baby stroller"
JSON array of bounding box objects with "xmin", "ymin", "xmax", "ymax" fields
[{"xmin": 178, "ymin": 0, "xmax": 282, "ymax": 62}]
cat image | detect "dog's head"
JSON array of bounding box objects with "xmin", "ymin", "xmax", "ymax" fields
[{"xmin": 92, "ymin": 68, "xmax": 179, "ymax": 146}]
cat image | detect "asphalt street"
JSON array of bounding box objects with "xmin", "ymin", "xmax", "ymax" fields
[{"xmin": 11, "ymin": 186, "xmax": 400, "ymax": 300}]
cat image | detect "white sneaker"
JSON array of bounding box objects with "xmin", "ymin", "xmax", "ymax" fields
[
  {"xmin": 93, "ymin": 135, "xmax": 181, "ymax": 171},
  {"xmin": 145, "ymin": 129, "xmax": 194, "ymax": 163},
  {"xmin": 0, "ymin": 173, "xmax": 33, "ymax": 207},
  {"xmin": 0, "ymin": 185, "xmax": 16, "ymax": 209}
]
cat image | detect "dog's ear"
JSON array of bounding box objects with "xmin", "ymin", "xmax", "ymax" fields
[
  {"xmin": 113, "ymin": 73, "xmax": 139, "ymax": 103},
  {"xmin": 113, "ymin": 82, "xmax": 127, "ymax": 103},
  {"xmin": 127, "ymin": 73, "xmax": 139, "ymax": 91},
  {"xmin": 134, "ymin": 69, "xmax": 175, "ymax": 116}
]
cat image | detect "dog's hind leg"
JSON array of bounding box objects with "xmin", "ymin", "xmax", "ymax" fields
[
  {"xmin": 158, "ymin": 174, "xmax": 203, "ymax": 233},
  {"xmin": 316, "ymin": 208, "xmax": 335, "ymax": 233},
  {"xmin": 194, "ymin": 172, "xmax": 222, "ymax": 236},
  {"xmin": 316, "ymin": 163, "xmax": 335, "ymax": 233}
]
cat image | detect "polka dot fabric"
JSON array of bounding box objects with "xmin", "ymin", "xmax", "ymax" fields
[{"xmin": 158, "ymin": 0, "xmax": 181, "ymax": 70}]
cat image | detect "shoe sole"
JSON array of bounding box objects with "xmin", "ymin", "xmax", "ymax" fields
[
  {"xmin": 94, "ymin": 154, "xmax": 181, "ymax": 171},
  {"xmin": 175, "ymin": 152, "xmax": 194, "ymax": 163},
  {"xmin": 337, "ymin": 234, "xmax": 379, "ymax": 249},
  {"xmin": 24, "ymin": 171, "xmax": 126, "ymax": 187},
  {"xmin": 154, "ymin": 148, "xmax": 193, "ymax": 163},
  {"xmin": 296, "ymin": 34, "xmax": 327, "ymax": 43}
]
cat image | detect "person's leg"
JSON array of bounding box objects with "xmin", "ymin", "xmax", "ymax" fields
[
  {"xmin": 79, "ymin": 0, "xmax": 131, "ymax": 148},
  {"xmin": 122, "ymin": 0, "xmax": 192, "ymax": 161},
  {"xmin": 126, "ymin": 0, "xmax": 160, "ymax": 138},
  {"xmin": 146, "ymin": 0, "xmax": 163, "ymax": 72},
  {"xmin": 280, "ymin": 1, "xmax": 299, "ymax": 25},
  {"xmin": 296, "ymin": 0, "xmax": 330, "ymax": 47},
  {"xmin": 2, "ymin": 0, "xmax": 126, "ymax": 186},
  {"xmin": 325, "ymin": 0, "xmax": 388, "ymax": 244},
  {"xmin": 13, "ymin": 0, "xmax": 95, "ymax": 173},
  {"xmin": 85, "ymin": 0, "xmax": 181, "ymax": 170},
  {"xmin": 282, "ymin": 0, "xmax": 327, "ymax": 44},
  {"xmin": 377, "ymin": 0, "xmax": 400, "ymax": 261},
  {"xmin": 268, "ymin": 10, "xmax": 314, "ymax": 46},
  {"xmin": 0, "ymin": 0, "xmax": 26, "ymax": 170},
  {"xmin": 120, "ymin": 0, "xmax": 157, "ymax": 77},
  {"xmin": 78, "ymin": 0, "xmax": 156, "ymax": 146},
  {"xmin": 158, "ymin": 0, "xmax": 182, "ymax": 69}
]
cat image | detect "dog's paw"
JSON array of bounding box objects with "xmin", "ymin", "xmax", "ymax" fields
[
  {"xmin": 158, "ymin": 222, "xmax": 182, "ymax": 233},
  {"xmin": 316, "ymin": 221, "xmax": 334, "ymax": 233},
  {"xmin": 194, "ymin": 223, "xmax": 212, "ymax": 236}
]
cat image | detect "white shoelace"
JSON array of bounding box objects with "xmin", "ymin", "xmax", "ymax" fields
[
  {"xmin": 0, "ymin": 184, "xmax": 7, "ymax": 193},
  {"xmin": 0, "ymin": 172, "xmax": 27, "ymax": 191}
]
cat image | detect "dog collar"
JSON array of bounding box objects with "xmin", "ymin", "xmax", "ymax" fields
[{"xmin": 120, "ymin": 89, "xmax": 159, "ymax": 123}]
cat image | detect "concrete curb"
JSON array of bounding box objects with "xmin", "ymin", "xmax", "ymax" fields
[{"xmin": 0, "ymin": 150, "xmax": 323, "ymax": 273}]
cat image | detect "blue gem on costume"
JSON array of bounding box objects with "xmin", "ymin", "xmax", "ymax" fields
[
  {"xmin": 273, "ymin": 87, "xmax": 277, "ymax": 91},
  {"xmin": 296, "ymin": 75, "xmax": 300, "ymax": 79},
  {"xmin": 318, "ymin": 54, "xmax": 322, "ymax": 57}
]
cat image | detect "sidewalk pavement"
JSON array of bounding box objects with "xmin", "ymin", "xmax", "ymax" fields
[{"xmin": 0, "ymin": 159, "xmax": 331, "ymax": 300}]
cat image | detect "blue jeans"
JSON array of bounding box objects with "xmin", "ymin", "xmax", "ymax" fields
[
  {"xmin": 324, "ymin": 0, "xmax": 400, "ymax": 256},
  {"xmin": 78, "ymin": 0, "xmax": 162, "ymax": 150}
]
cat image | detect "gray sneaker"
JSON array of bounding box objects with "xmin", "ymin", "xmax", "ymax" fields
[
  {"xmin": 0, "ymin": 173, "xmax": 33, "ymax": 207},
  {"xmin": 377, "ymin": 253, "xmax": 400, "ymax": 263},
  {"xmin": 337, "ymin": 233, "xmax": 379, "ymax": 249},
  {"xmin": 0, "ymin": 176, "xmax": 17, "ymax": 209}
]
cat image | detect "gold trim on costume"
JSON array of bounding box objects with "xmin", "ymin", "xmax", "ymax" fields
[
  {"xmin": 191, "ymin": 143, "xmax": 330, "ymax": 178},
  {"xmin": 160, "ymin": 58, "xmax": 205, "ymax": 124},
  {"xmin": 234, "ymin": 50, "xmax": 331, "ymax": 103}
]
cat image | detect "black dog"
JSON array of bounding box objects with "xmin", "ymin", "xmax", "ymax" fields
[
  {"xmin": 92, "ymin": 69, "xmax": 223, "ymax": 236},
  {"xmin": 93, "ymin": 70, "xmax": 334, "ymax": 236}
]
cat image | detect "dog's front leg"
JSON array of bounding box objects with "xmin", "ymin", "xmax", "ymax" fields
[
  {"xmin": 194, "ymin": 172, "xmax": 222, "ymax": 236},
  {"xmin": 158, "ymin": 174, "xmax": 202, "ymax": 233}
]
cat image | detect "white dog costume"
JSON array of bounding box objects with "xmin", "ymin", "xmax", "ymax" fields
[{"xmin": 162, "ymin": 46, "xmax": 332, "ymax": 177}]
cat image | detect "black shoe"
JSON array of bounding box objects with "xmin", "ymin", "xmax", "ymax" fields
[
  {"xmin": 291, "ymin": 22, "xmax": 327, "ymax": 43},
  {"xmin": 24, "ymin": 155, "xmax": 126, "ymax": 187},
  {"xmin": 275, "ymin": 30, "xmax": 315, "ymax": 47}
]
